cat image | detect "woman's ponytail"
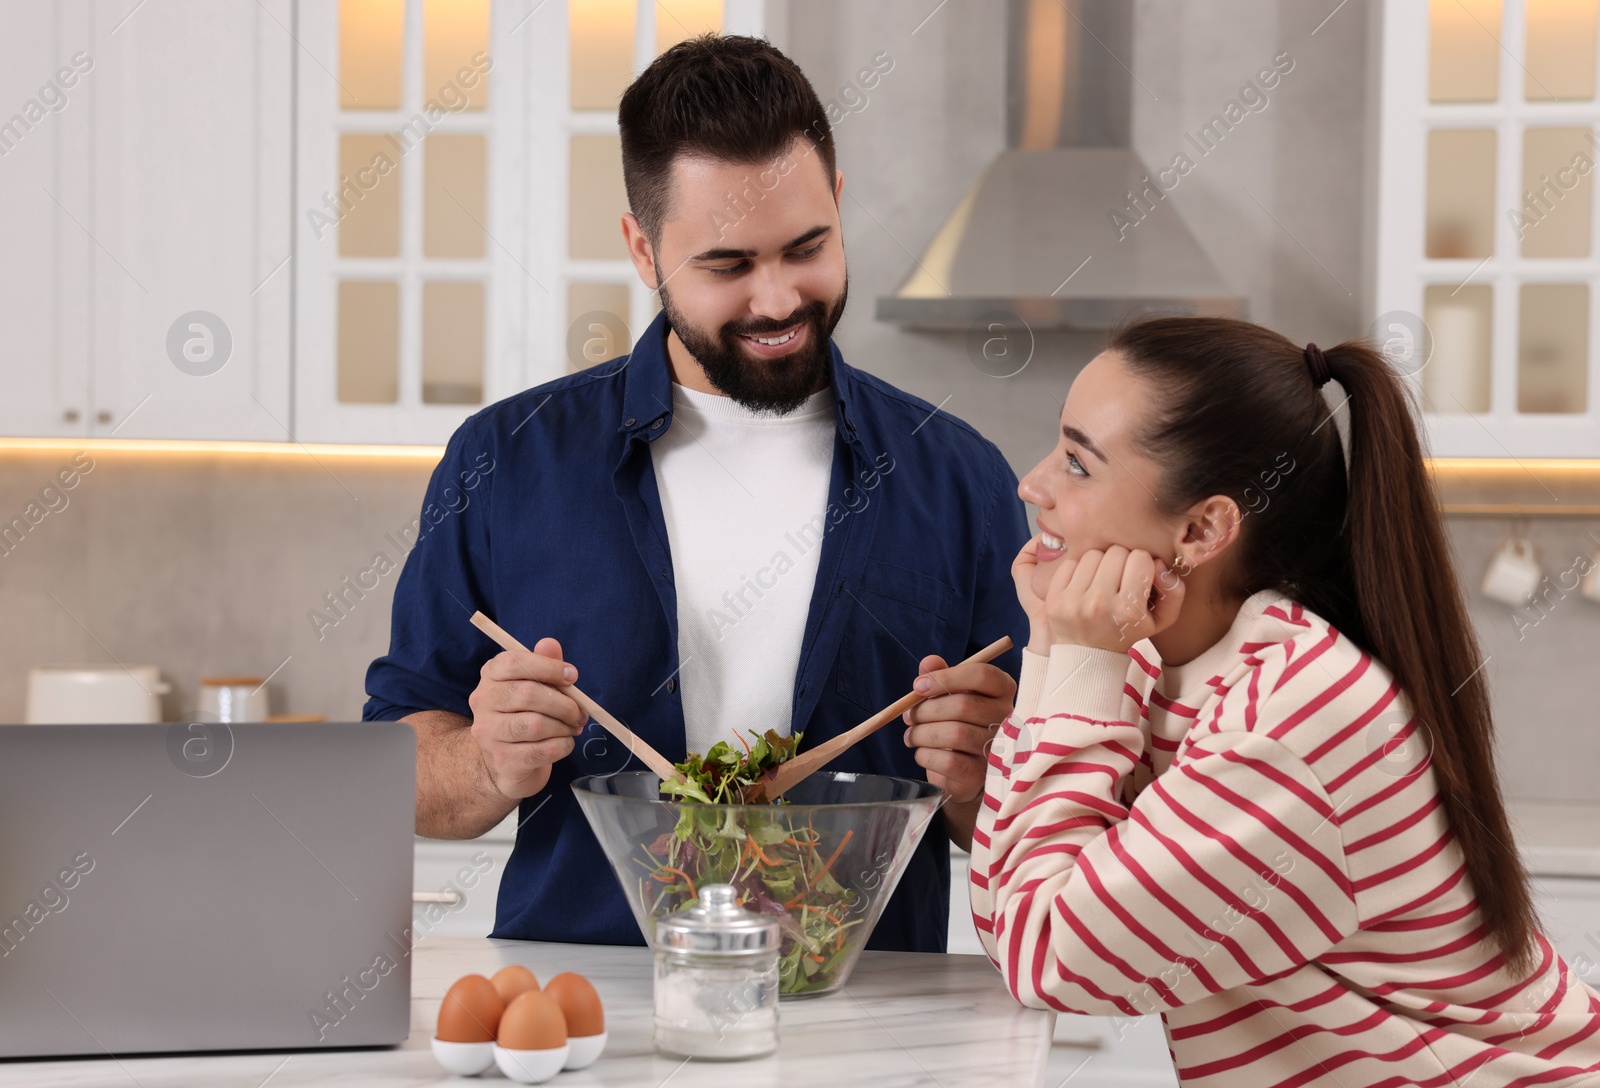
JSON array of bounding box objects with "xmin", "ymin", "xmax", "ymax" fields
[{"xmin": 1324, "ymin": 342, "xmax": 1536, "ymax": 975}]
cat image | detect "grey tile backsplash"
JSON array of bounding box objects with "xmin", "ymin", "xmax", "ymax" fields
[
  {"xmin": 0, "ymin": 450, "xmax": 432, "ymax": 731},
  {"xmin": 1, "ymin": 447, "xmax": 1594, "ymax": 802}
]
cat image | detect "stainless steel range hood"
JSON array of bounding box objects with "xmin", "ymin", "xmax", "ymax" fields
[{"xmin": 875, "ymin": 0, "xmax": 1243, "ymax": 330}]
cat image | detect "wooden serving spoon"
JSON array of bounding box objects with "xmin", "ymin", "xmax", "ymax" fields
[
  {"xmin": 743, "ymin": 635, "xmax": 1014, "ymax": 804},
  {"xmin": 469, "ymin": 611, "xmax": 682, "ymax": 782}
]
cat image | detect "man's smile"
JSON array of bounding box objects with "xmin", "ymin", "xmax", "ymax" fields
[{"xmin": 736, "ymin": 322, "xmax": 808, "ymax": 358}]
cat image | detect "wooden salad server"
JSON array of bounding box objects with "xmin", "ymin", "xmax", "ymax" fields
[
  {"xmin": 469, "ymin": 611, "xmax": 682, "ymax": 783},
  {"xmin": 744, "ymin": 635, "xmax": 1014, "ymax": 804}
]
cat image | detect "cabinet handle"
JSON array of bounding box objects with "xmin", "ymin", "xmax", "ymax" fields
[
  {"xmin": 96, "ymin": 409, "xmax": 112, "ymax": 424},
  {"xmin": 63, "ymin": 409, "xmax": 80, "ymax": 422},
  {"xmin": 412, "ymin": 891, "xmax": 463, "ymax": 904}
]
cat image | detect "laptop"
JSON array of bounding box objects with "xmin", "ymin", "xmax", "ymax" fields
[{"xmin": 0, "ymin": 721, "xmax": 416, "ymax": 1059}]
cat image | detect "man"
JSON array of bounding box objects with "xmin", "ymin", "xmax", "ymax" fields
[{"xmin": 364, "ymin": 35, "xmax": 1029, "ymax": 954}]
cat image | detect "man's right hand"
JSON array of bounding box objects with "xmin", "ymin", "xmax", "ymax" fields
[{"xmin": 467, "ymin": 637, "xmax": 588, "ymax": 801}]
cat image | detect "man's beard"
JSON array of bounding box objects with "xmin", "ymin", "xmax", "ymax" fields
[{"xmin": 657, "ymin": 276, "xmax": 848, "ymax": 416}]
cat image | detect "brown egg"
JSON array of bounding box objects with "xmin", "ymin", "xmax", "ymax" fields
[
  {"xmin": 543, "ymin": 973, "xmax": 604, "ymax": 1037},
  {"xmin": 491, "ymin": 964, "xmax": 540, "ymax": 1005},
  {"xmin": 436, "ymin": 974, "xmax": 503, "ymax": 1043},
  {"xmin": 497, "ymin": 990, "xmax": 568, "ymax": 1051}
]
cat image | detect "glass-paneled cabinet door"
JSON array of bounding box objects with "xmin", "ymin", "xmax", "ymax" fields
[
  {"xmin": 88, "ymin": 0, "xmax": 294, "ymax": 440},
  {"xmin": 295, "ymin": 0, "xmax": 761, "ymax": 445},
  {"xmin": 534, "ymin": 0, "xmax": 762, "ymax": 389},
  {"xmin": 0, "ymin": 2, "xmax": 93, "ymax": 437},
  {"xmin": 1375, "ymin": 0, "xmax": 1600, "ymax": 457},
  {"xmin": 295, "ymin": 0, "xmax": 530, "ymax": 446}
]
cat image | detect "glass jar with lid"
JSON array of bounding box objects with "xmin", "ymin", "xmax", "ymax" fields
[{"xmin": 653, "ymin": 883, "xmax": 780, "ymax": 1060}]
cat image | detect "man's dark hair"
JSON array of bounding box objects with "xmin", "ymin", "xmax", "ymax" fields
[{"xmin": 618, "ymin": 34, "xmax": 835, "ymax": 244}]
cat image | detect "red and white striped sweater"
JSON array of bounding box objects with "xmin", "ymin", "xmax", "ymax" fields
[{"xmin": 971, "ymin": 589, "xmax": 1600, "ymax": 1087}]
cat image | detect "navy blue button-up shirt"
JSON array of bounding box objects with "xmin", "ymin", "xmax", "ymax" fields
[{"xmin": 364, "ymin": 311, "xmax": 1030, "ymax": 953}]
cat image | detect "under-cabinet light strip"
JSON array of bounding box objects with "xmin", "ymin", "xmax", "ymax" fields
[{"xmin": 0, "ymin": 438, "xmax": 446, "ymax": 459}]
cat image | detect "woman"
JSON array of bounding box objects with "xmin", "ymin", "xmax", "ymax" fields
[{"xmin": 971, "ymin": 317, "xmax": 1600, "ymax": 1087}]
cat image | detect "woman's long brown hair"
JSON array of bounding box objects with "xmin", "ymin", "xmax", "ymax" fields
[{"xmin": 1108, "ymin": 316, "xmax": 1537, "ymax": 976}]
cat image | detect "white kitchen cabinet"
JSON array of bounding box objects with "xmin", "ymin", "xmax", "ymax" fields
[
  {"xmin": 412, "ymin": 838, "xmax": 513, "ymax": 940},
  {"xmin": 1533, "ymin": 875, "xmax": 1600, "ymax": 988},
  {"xmin": 87, "ymin": 0, "xmax": 294, "ymax": 440},
  {"xmin": 412, "ymin": 812, "xmax": 516, "ymax": 940},
  {"xmin": 290, "ymin": 0, "xmax": 760, "ymax": 446},
  {"xmin": 0, "ymin": 0, "xmax": 763, "ymax": 446},
  {"xmin": 1512, "ymin": 800, "xmax": 1600, "ymax": 984},
  {"xmin": 0, "ymin": 2, "xmax": 93, "ymax": 437},
  {"xmin": 291, "ymin": 0, "xmax": 535, "ymax": 446},
  {"xmin": 1373, "ymin": 1, "xmax": 1600, "ymax": 458},
  {"xmin": 0, "ymin": 1, "xmax": 293, "ymax": 441}
]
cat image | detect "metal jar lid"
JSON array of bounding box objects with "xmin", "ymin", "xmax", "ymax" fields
[{"xmin": 655, "ymin": 884, "xmax": 779, "ymax": 955}]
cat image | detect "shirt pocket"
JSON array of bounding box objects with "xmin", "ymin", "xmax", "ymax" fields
[{"xmin": 836, "ymin": 559, "xmax": 959, "ymax": 713}]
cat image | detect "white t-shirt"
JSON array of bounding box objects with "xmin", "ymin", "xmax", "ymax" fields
[{"xmin": 648, "ymin": 381, "xmax": 835, "ymax": 757}]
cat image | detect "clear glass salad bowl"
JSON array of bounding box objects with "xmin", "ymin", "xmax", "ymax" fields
[{"xmin": 572, "ymin": 770, "xmax": 943, "ymax": 998}]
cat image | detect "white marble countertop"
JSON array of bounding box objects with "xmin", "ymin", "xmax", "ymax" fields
[
  {"xmin": 0, "ymin": 938, "xmax": 1052, "ymax": 1088},
  {"xmin": 1511, "ymin": 800, "xmax": 1600, "ymax": 878}
]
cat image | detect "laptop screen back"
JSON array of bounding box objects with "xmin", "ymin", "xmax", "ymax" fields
[{"xmin": 0, "ymin": 721, "xmax": 415, "ymax": 1059}]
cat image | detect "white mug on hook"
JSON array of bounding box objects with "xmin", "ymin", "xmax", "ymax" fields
[{"xmin": 1482, "ymin": 535, "xmax": 1543, "ymax": 608}]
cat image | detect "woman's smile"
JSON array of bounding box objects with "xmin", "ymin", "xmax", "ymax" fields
[{"xmin": 1036, "ymin": 525, "xmax": 1067, "ymax": 563}]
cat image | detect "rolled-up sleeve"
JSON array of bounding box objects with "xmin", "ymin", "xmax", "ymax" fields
[{"xmin": 363, "ymin": 415, "xmax": 499, "ymax": 722}]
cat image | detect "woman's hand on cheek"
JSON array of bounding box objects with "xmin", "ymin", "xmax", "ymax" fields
[
  {"xmin": 1045, "ymin": 547, "xmax": 1187, "ymax": 653},
  {"xmin": 1011, "ymin": 536, "xmax": 1051, "ymax": 652}
]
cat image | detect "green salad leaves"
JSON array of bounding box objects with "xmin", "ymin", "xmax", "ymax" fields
[
  {"xmin": 657, "ymin": 729, "xmax": 798, "ymax": 805},
  {"xmin": 648, "ymin": 729, "xmax": 863, "ymax": 995}
]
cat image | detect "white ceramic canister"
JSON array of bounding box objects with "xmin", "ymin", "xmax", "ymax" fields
[{"xmin": 26, "ymin": 665, "xmax": 169, "ymax": 724}]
